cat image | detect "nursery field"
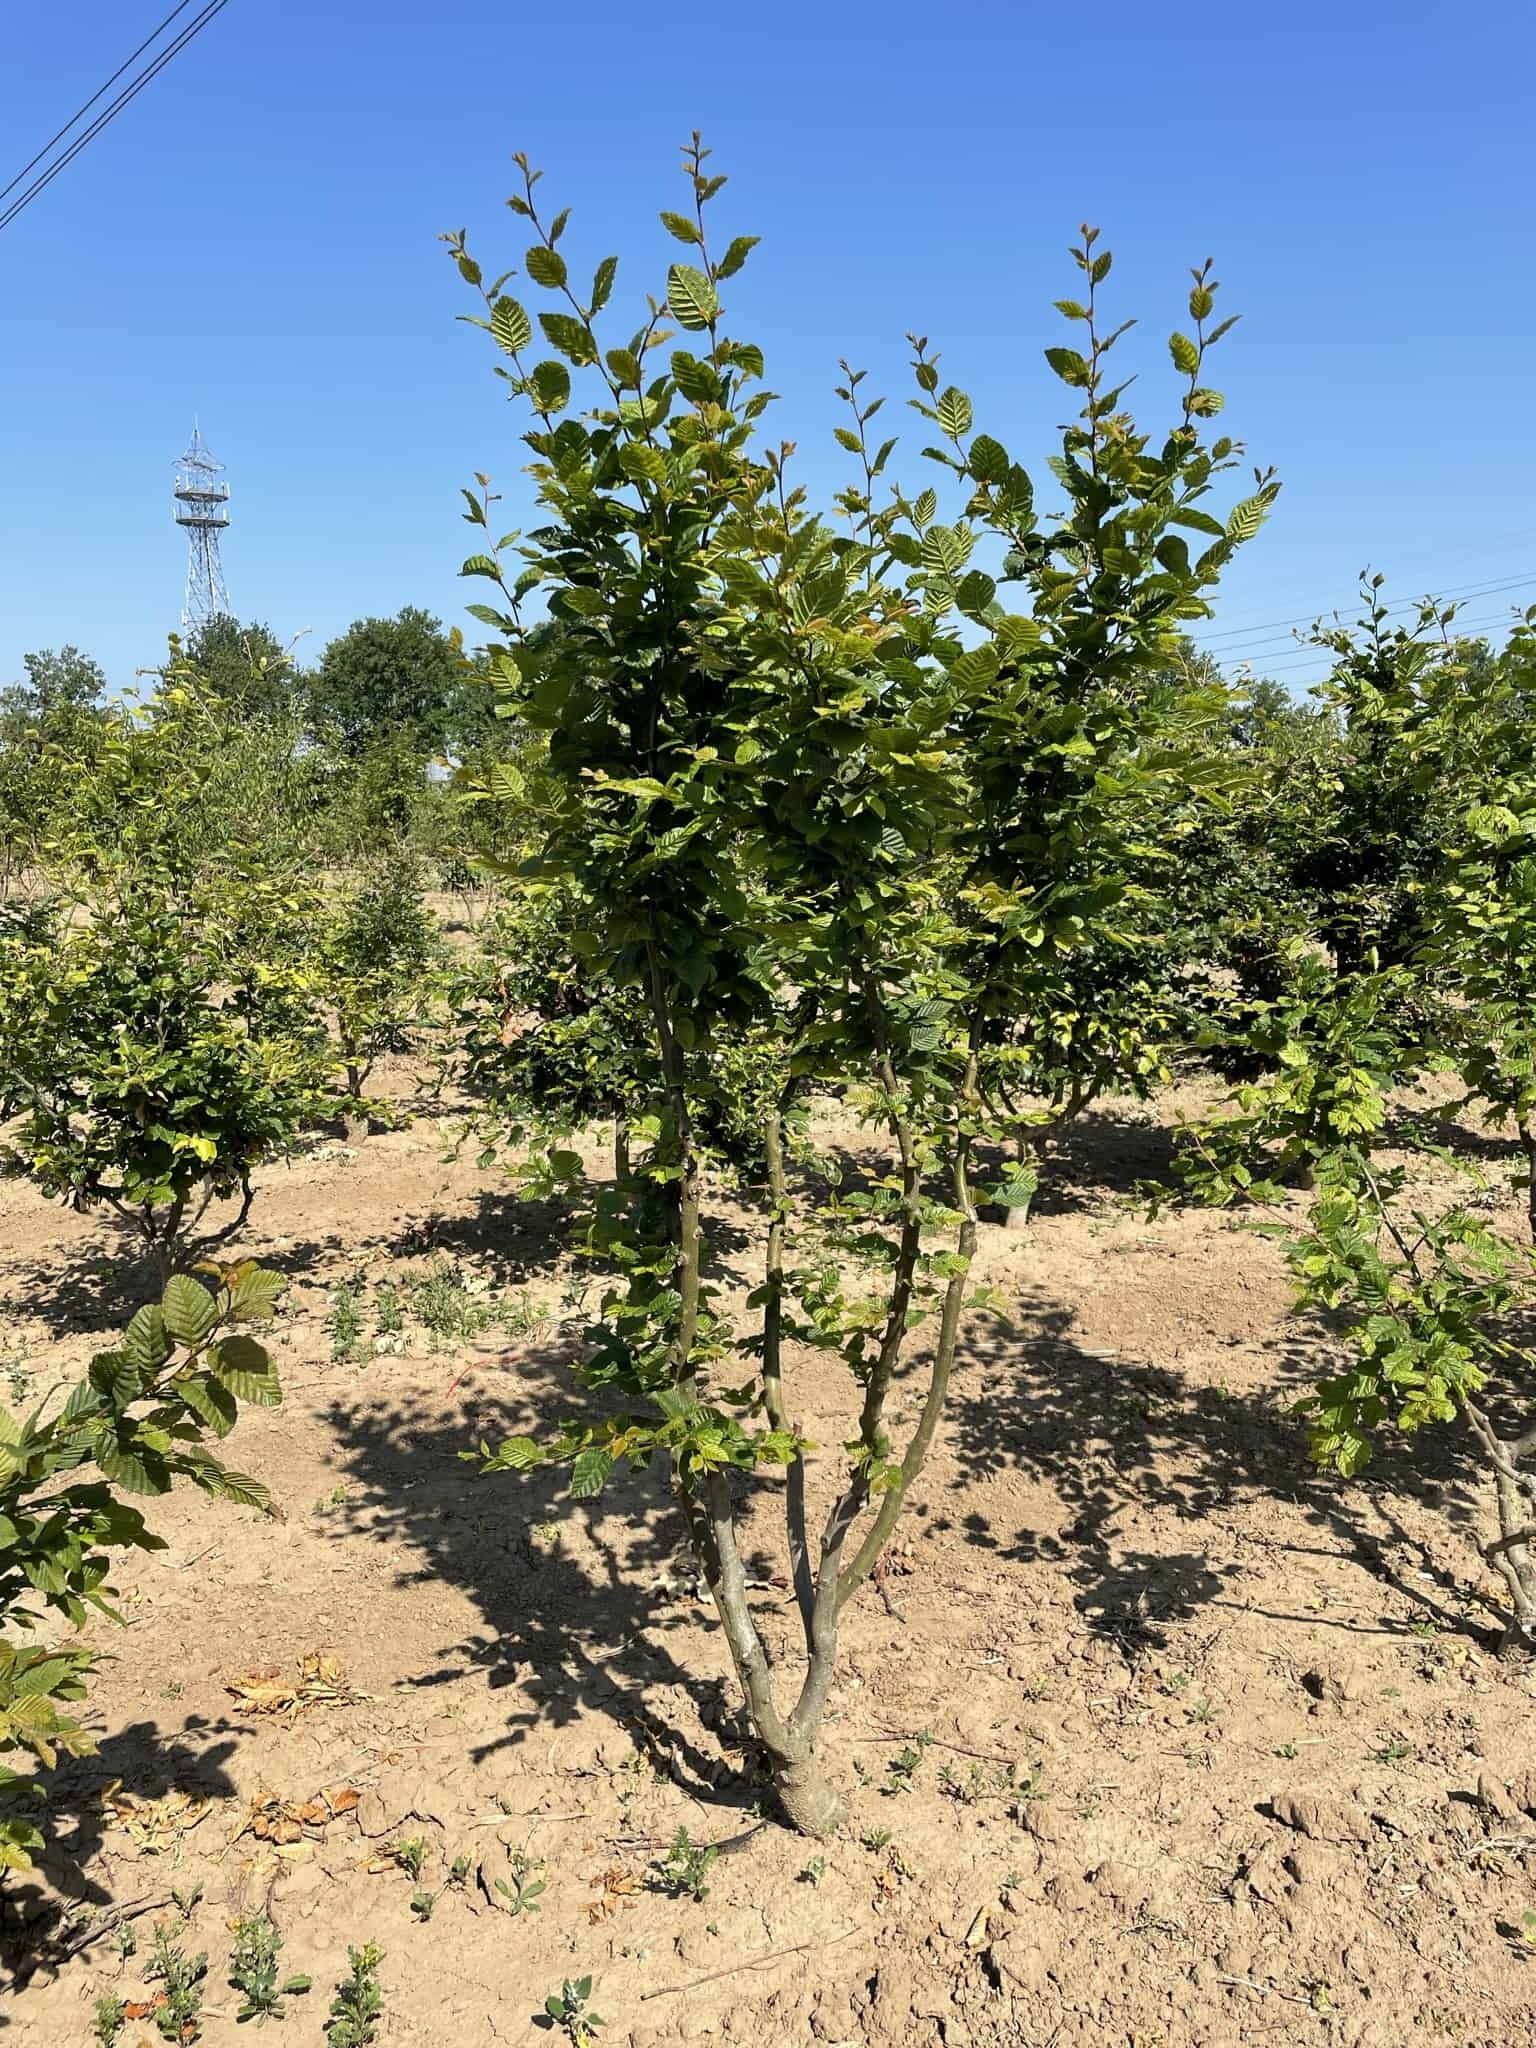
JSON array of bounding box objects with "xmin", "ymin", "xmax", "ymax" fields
[
  {"xmin": 7, "ymin": 143, "xmax": 1536, "ymax": 2048},
  {"xmin": 5, "ymin": 1058, "xmax": 1535, "ymax": 2048}
]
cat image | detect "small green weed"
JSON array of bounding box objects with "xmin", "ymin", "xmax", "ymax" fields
[
  {"xmin": 1374, "ymin": 1737, "xmax": 1413, "ymax": 1764},
  {"xmin": 372, "ymin": 1280, "xmax": 404, "ymax": 1337},
  {"xmin": 327, "ymin": 1280, "xmax": 365, "ymax": 1364},
  {"xmin": 544, "ymin": 1976, "xmax": 604, "ymax": 2045},
  {"xmin": 408, "ymin": 1260, "xmax": 493, "ymax": 1349},
  {"xmin": 93, "ymin": 1994, "xmax": 126, "ymax": 2047},
  {"xmin": 326, "ymin": 1944, "xmax": 384, "ymax": 2048},
  {"xmin": 229, "ymin": 1913, "xmax": 311, "ymax": 2022},
  {"xmin": 798, "ymin": 1855, "xmax": 826, "ymax": 1887},
  {"xmin": 885, "ymin": 1730, "xmax": 933, "ymax": 1794},
  {"xmin": 411, "ymin": 1856, "xmax": 470, "ymax": 1921},
  {"xmin": 656, "ymin": 1826, "xmax": 717, "ymax": 1902},
  {"xmin": 860, "ymin": 1826, "xmax": 893, "ymax": 1852},
  {"xmin": 494, "ymin": 1848, "xmax": 547, "ymax": 1916},
  {"xmin": 391, "ymin": 1835, "xmax": 429, "ymax": 1881},
  {"xmin": 147, "ymin": 1926, "xmax": 207, "ymax": 2043}
]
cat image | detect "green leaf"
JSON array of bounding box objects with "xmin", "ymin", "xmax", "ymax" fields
[
  {"xmin": 936, "ymin": 387, "xmax": 973, "ymax": 438},
  {"xmin": 670, "ymin": 351, "xmax": 721, "ymax": 405},
  {"xmin": 659, "ymin": 210, "xmax": 701, "ymax": 245},
  {"xmin": 1168, "ymin": 330, "xmax": 1200, "ymax": 375},
  {"xmin": 177, "ymin": 1374, "xmax": 238, "ymax": 1439},
  {"xmin": 489, "ymin": 761, "xmax": 525, "ymax": 801},
  {"xmin": 162, "ymin": 1275, "xmax": 218, "ymax": 1348},
  {"xmin": 570, "ymin": 1446, "xmax": 613, "ymax": 1499},
  {"xmin": 121, "ymin": 1305, "xmax": 170, "ymax": 1372},
  {"xmin": 95, "ymin": 1437, "xmax": 168, "ymax": 1496},
  {"xmin": 1226, "ymin": 494, "xmax": 1271, "ymax": 542},
  {"xmin": 667, "ymin": 264, "xmax": 719, "ymax": 332},
  {"xmin": 539, "ymin": 310, "xmax": 597, "ymax": 363},
  {"xmin": 528, "ymin": 360, "xmax": 571, "ymax": 412},
  {"xmin": 716, "ymin": 235, "xmax": 759, "ymax": 278},
  {"xmin": 589, "ymin": 255, "xmax": 618, "ymax": 312},
  {"xmin": 492, "ymin": 1435, "xmax": 544, "ymax": 1471},
  {"xmin": 461, "ymin": 553, "xmax": 502, "ymax": 581},
  {"xmin": 605, "ymin": 346, "xmax": 641, "ymax": 385},
  {"xmin": 619, "ymin": 442, "xmax": 668, "ymax": 487},
  {"xmin": 491, "ymin": 296, "xmax": 532, "ymax": 354},
  {"xmin": 207, "ymin": 1335, "xmax": 282, "ymax": 1406},
  {"xmin": 1044, "ymin": 346, "xmax": 1090, "ymax": 388},
  {"xmin": 967, "ymin": 433, "xmax": 1009, "ymax": 484},
  {"xmin": 525, "ymin": 245, "xmax": 568, "ymax": 289}
]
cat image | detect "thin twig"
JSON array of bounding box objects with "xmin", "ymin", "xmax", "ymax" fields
[
  {"xmin": 640, "ymin": 1922, "xmax": 867, "ymax": 2000},
  {"xmin": 1214, "ymin": 1972, "xmax": 1317, "ymax": 2009},
  {"xmin": 52, "ymin": 1892, "xmax": 173, "ymax": 1962}
]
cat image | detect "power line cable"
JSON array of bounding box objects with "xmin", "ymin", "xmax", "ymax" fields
[
  {"xmin": 0, "ymin": 0, "xmax": 231, "ymax": 236},
  {"xmin": 0, "ymin": 0, "xmax": 201, "ymax": 208},
  {"xmin": 1230, "ymin": 602, "xmax": 1532, "ymax": 682},
  {"xmin": 1191, "ymin": 570, "xmax": 1536, "ymax": 650}
]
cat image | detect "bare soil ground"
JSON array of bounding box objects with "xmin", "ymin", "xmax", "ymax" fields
[{"xmin": 4, "ymin": 1066, "xmax": 1536, "ymax": 2047}]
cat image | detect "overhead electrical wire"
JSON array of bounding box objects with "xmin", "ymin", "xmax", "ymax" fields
[
  {"xmin": 0, "ymin": 0, "xmax": 231, "ymax": 236},
  {"xmin": 0, "ymin": 0, "xmax": 202, "ymax": 209},
  {"xmin": 1191, "ymin": 569, "xmax": 1536, "ymax": 653}
]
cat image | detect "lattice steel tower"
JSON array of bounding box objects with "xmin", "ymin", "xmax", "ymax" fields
[{"xmin": 172, "ymin": 425, "xmax": 231, "ymax": 629}]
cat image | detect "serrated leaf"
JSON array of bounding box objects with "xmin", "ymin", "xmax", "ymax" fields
[
  {"xmin": 659, "ymin": 210, "xmax": 701, "ymax": 245},
  {"xmin": 223, "ymin": 1263, "xmax": 283, "ymax": 1319},
  {"xmin": 967, "ymin": 433, "xmax": 1009, "ymax": 484},
  {"xmin": 494, "ymin": 1435, "xmax": 544, "ymax": 1471},
  {"xmin": 1226, "ymin": 494, "xmax": 1271, "ymax": 542},
  {"xmin": 491, "ymin": 296, "xmax": 532, "ymax": 354},
  {"xmin": 162, "ymin": 1275, "xmax": 218, "ymax": 1347},
  {"xmin": 619, "ymin": 442, "xmax": 668, "ymax": 487},
  {"xmin": 569, "ymin": 1446, "xmax": 613, "ymax": 1499},
  {"xmin": 121, "ymin": 1305, "xmax": 170, "ymax": 1371},
  {"xmin": 208, "ymin": 1335, "xmax": 282, "ymax": 1406},
  {"xmin": 525, "ymin": 245, "xmax": 567, "ymax": 289},
  {"xmin": 1044, "ymin": 346, "xmax": 1090, "ymax": 387},
  {"xmin": 203, "ymin": 1466, "xmax": 272, "ymax": 1512},
  {"xmin": 177, "ymin": 1374, "xmax": 238, "ymax": 1439},
  {"xmin": 489, "ymin": 761, "xmax": 525, "ymax": 801},
  {"xmin": 667, "ymin": 264, "xmax": 718, "ymax": 332},
  {"xmin": 670, "ymin": 351, "xmax": 721, "ymax": 405},
  {"xmin": 461, "ymin": 553, "xmax": 501, "ymax": 581},
  {"xmin": 936, "ymin": 386, "xmax": 973, "ymax": 438},
  {"xmin": 716, "ymin": 234, "xmax": 759, "ymax": 278},
  {"xmin": 589, "ymin": 255, "xmax": 617, "ymax": 311},
  {"xmin": 95, "ymin": 1437, "xmax": 168, "ymax": 1497},
  {"xmin": 539, "ymin": 310, "xmax": 597, "ymax": 364},
  {"xmin": 528, "ymin": 360, "xmax": 571, "ymax": 412}
]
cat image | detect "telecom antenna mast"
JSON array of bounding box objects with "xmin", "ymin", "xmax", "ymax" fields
[{"xmin": 173, "ymin": 425, "xmax": 231, "ymax": 629}]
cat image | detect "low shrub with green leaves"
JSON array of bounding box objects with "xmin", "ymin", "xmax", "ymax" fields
[
  {"xmin": 1288, "ymin": 1154, "xmax": 1536, "ymax": 1656},
  {"xmin": 319, "ymin": 848, "xmax": 444, "ymax": 1126},
  {"xmin": 0, "ymin": 887, "xmax": 330, "ymax": 1274},
  {"xmin": 0, "ymin": 1262, "xmax": 284, "ymax": 1876}
]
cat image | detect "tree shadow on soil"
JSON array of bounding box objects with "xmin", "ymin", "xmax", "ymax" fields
[
  {"xmin": 944, "ymin": 1288, "xmax": 1506, "ymax": 1652},
  {"xmin": 321, "ymin": 1346, "xmax": 779, "ymax": 1813},
  {"xmin": 0, "ymin": 1715, "xmax": 248, "ymax": 2006}
]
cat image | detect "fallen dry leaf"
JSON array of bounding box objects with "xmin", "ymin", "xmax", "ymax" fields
[
  {"xmin": 100, "ymin": 1782, "xmax": 210, "ymax": 1854},
  {"xmin": 586, "ymin": 1864, "xmax": 642, "ymax": 1924},
  {"xmin": 226, "ymin": 1651, "xmax": 366, "ymax": 1722},
  {"xmin": 233, "ymin": 1783, "xmax": 363, "ymax": 1848}
]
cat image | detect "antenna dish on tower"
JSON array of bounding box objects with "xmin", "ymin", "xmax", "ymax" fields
[{"xmin": 173, "ymin": 425, "xmax": 231, "ymax": 629}]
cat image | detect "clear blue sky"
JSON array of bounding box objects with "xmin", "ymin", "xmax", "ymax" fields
[{"xmin": 2, "ymin": 0, "xmax": 1532, "ymax": 701}]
